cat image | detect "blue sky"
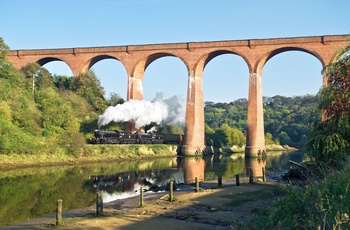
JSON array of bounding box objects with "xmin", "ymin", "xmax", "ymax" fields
[{"xmin": 2, "ymin": 0, "xmax": 349, "ymax": 102}]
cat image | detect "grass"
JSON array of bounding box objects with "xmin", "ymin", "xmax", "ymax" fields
[
  {"xmin": 0, "ymin": 144, "xmax": 180, "ymax": 170},
  {"xmin": 247, "ymin": 160, "xmax": 350, "ymax": 229},
  {"xmin": 223, "ymin": 184, "xmax": 285, "ymax": 207}
]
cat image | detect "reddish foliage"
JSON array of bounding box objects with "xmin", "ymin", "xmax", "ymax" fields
[{"xmin": 323, "ymin": 54, "xmax": 350, "ymax": 118}]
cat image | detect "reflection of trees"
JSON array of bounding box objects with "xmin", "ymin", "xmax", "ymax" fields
[
  {"xmin": 0, "ymin": 166, "xmax": 96, "ymax": 227},
  {"xmin": 265, "ymin": 151, "xmax": 303, "ymax": 173},
  {"xmin": 203, "ymin": 153, "xmax": 245, "ymax": 180},
  {"xmin": 223, "ymin": 157, "xmax": 245, "ymax": 178},
  {"xmin": 0, "ymin": 157, "xmax": 178, "ymax": 227}
]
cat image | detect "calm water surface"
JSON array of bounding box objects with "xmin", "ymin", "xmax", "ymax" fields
[{"xmin": 0, "ymin": 151, "xmax": 302, "ymax": 227}]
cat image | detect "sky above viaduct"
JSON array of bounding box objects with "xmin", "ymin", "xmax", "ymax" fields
[{"xmin": 2, "ymin": 0, "xmax": 349, "ymax": 102}]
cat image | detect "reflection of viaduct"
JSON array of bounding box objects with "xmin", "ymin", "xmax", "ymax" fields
[{"xmin": 6, "ymin": 34, "xmax": 349, "ymax": 156}]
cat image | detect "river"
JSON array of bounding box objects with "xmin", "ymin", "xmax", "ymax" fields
[{"xmin": 0, "ymin": 151, "xmax": 303, "ymax": 227}]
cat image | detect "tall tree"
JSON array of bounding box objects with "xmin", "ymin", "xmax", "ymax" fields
[
  {"xmin": 108, "ymin": 92, "xmax": 125, "ymax": 106},
  {"xmin": 73, "ymin": 70, "xmax": 108, "ymax": 113},
  {"xmin": 21, "ymin": 63, "xmax": 53, "ymax": 91},
  {"xmin": 305, "ymin": 46, "xmax": 350, "ymax": 166},
  {"xmin": 0, "ymin": 37, "xmax": 9, "ymax": 60}
]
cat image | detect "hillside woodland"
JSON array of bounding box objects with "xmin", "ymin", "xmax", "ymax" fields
[{"xmin": 204, "ymin": 94, "xmax": 319, "ymax": 148}]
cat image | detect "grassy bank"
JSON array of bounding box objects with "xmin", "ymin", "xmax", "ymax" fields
[
  {"xmin": 205, "ymin": 144, "xmax": 297, "ymax": 154},
  {"xmin": 248, "ymin": 160, "xmax": 350, "ymax": 229},
  {"xmin": 0, "ymin": 144, "xmax": 180, "ymax": 170},
  {"xmin": 0, "ymin": 143, "xmax": 299, "ymax": 170}
]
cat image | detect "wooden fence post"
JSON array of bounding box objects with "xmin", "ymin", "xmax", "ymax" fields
[
  {"xmin": 236, "ymin": 174, "xmax": 240, "ymax": 186},
  {"xmin": 169, "ymin": 181, "xmax": 174, "ymax": 202},
  {"xmin": 56, "ymin": 199, "xmax": 63, "ymax": 226},
  {"xmin": 96, "ymin": 191, "xmax": 103, "ymax": 216},
  {"xmin": 262, "ymin": 167, "xmax": 266, "ymax": 182},
  {"xmin": 195, "ymin": 177, "xmax": 199, "ymax": 192},
  {"xmin": 249, "ymin": 169, "xmax": 254, "ymax": 184},
  {"xmin": 218, "ymin": 176, "xmax": 222, "ymax": 187},
  {"xmin": 140, "ymin": 186, "xmax": 144, "ymax": 207}
]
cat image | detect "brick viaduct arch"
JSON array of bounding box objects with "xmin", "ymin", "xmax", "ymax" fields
[{"xmin": 6, "ymin": 34, "xmax": 350, "ymax": 157}]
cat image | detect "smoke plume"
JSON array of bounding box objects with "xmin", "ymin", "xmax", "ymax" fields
[{"xmin": 97, "ymin": 93, "xmax": 186, "ymax": 129}]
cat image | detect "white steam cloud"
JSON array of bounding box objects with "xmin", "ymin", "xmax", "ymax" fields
[{"xmin": 97, "ymin": 93, "xmax": 186, "ymax": 129}]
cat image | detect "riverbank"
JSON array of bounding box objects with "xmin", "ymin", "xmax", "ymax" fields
[
  {"xmin": 0, "ymin": 144, "xmax": 180, "ymax": 170},
  {"xmin": 0, "ymin": 144, "xmax": 297, "ymax": 170},
  {"xmin": 5, "ymin": 177, "xmax": 286, "ymax": 230}
]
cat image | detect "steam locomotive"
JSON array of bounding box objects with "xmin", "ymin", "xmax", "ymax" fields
[{"xmin": 89, "ymin": 130, "xmax": 183, "ymax": 145}]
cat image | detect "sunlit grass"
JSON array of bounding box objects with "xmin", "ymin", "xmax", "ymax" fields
[{"xmin": 0, "ymin": 145, "xmax": 180, "ymax": 169}]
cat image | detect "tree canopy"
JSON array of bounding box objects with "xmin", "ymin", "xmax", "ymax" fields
[
  {"xmin": 205, "ymin": 95, "xmax": 319, "ymax": 148},
  {"xmin": 305, "ymin": 46, "xmax": 350, "ymax": 166}
]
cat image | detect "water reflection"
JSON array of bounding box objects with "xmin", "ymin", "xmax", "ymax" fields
[
  {"xmin": 245, "ymin": 156, "xmax": 267, "ymax": 177},
  {"xmin": 0, "ymin": 151, "xmax": 302, "ymax": 227},
  {"xmin": 180, "ymin": 156, "xmax": 205, "ymax": 184}
]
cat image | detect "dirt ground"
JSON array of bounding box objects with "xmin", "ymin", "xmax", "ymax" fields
[{"xmin": 5, "ymin": 178, "xmax": 284, "ymax": 230}]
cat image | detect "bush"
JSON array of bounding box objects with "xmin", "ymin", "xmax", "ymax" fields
[{"xmin": 248, "ymin": 161, "xmax": 350, "ymax": 229}]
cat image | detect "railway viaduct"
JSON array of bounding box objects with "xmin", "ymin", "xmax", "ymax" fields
[{"xmin": 6, "ymin": 34, "xmax": 350, "ymax": 157}]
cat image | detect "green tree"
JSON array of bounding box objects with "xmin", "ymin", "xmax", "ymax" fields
[
  {"xmin": 158, "ymin": 124, "xmax": 184, "ymax": 134},
  {"xmin": 54, "ymin": 75, "xmax": 74, "ymax": 90},
  {"xmin": 265, "ymin": 132, "xmax": 274, "ymax": 145},
  {"xmin": 0, "ymin": 39, "xmax": 43, "ymax": 153},
  {"xmin": 305, "ymin": 46, "xmax": 350, "ymax": 166},
  {"xmin": 205, "ymin": 95, "xmax": 317, "ymax": 148},
  {"xmin": 205, "ymin": 124, "xmax": 215, "ymax": 146},
  {"xmin": 214, "ymin": 124, "xmax": 245, "ymax": 147},
  {"xmin": 109, "ymin": 92, "xmax": 125, "ymax": 106},
  {"xmin": 21, "ymin": 62, "xmax": 41, "ymax": 78},
  {"xmin": 36, "ymin": 68, "xmax": 54, "ymax": 90},
  {"xmin": 35, "ymin": 87, "xmax": 70, "ymax": 134},
  {"xmin": 21, "ymin": 63, "xmax": 53, "ymax": 93},
  {"xmin": 73, "ymin": 70, "xmax": 108, "ymax": 112},
  {"xmin": 0, "ymin": 37, "xmax": 9, "ymax": 60}
]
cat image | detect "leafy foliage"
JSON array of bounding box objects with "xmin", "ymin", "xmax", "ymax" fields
[
  {"xmin": 249, "ymin": 161, "xmax": 350, "ymax": 230},
  {"xmin": 205, "ymin": 123, "xmax": 245, "ymax": 147},
  {"xmin": 109, "ymin": 92, "xmax": 125, "ymax": 106},
  {"xmin": 0, "ymin": 37, "xmax": 9, "ymax": 60},
  {"xmin": 73, "ymin": 70, "xmax": 108, "ymax": 113},
  {"xmin": 321, "ymin": 49, "xmax": 350, "ymax": 118},
  {"xmin": 0, "ymin": 38, "xmax": 115, "ymax": 155},
  {"xmin": 53, "ymin": 75, "xmax": 75, "ymax": 90},
  {"xmin": 305, "ymin": 47, "xmax": 350, "ymax": 165},
  {"xmin": 205, "ymin": 95, "xmax": 319, "ymax": 148},
  {"xmin": 157, "ymin": 124, "xmax": 184, "ymax": 134}
]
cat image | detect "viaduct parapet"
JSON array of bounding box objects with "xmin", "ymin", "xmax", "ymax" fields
[{"xmin": 6, "ymin": 34, "xmax": 350, "ymax": 157}]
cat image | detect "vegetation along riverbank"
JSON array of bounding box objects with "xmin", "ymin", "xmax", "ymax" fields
[{"xmin": 0, "ymin": 144, "xmax": 180, "ymax": 170}]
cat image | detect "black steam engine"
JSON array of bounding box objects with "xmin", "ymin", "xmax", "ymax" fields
[{"xmin": 89, "ymin": 130, "xmax": 183, "ymax": 145}]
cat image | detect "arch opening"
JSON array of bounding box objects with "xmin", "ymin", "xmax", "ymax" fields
[
  {"xmin": 143, "ymin": 56, "xmax": 187, "ymax": 101},
  {"xmin": 89, "ymin": 57, "xmax": 127, "ymax": 100},
  {"xmin": 262, "ymin": 50, "xmax": 323, "ymax": 97},
  {"xmin": 261, "ymin": 50, "xmax": 324, "ymax": 149},
  {"xmin": 203, "ymin": 53, "xmax": 249, "ymax": 103},
  {"xmin": 41, "ymin": 60, "xmax": 74, "ymax": 77},
  {"xmin": 142, "ymin": 55, "xmax": 188, "ymax": 133}
]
